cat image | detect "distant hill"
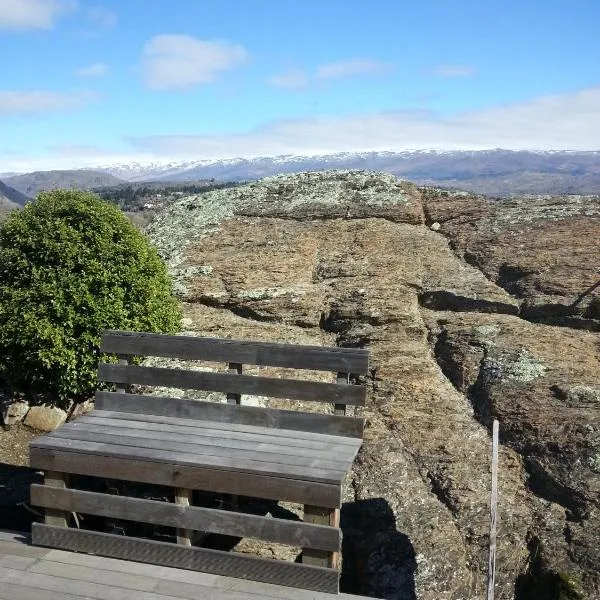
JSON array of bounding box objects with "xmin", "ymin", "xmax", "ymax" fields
[
  {"xmin": 0, "ymin": 180, "xmax": 30, "ymax": 207},
  {"xmin": 3, "ymin": 170, "xmax": 124, "ymax": 198}
]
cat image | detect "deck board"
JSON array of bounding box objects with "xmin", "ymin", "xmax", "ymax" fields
[{"xmin": 0, "ymin": 530, "xmax": 375, "ymax": 600}]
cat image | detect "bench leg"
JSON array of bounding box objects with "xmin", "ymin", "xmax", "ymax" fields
[
  {"xmin": 301, "ymin": 505, "xmax": 340, "ymax": 569},
  {"xmin": 175, "ymin": 488, "xmax": 192, "ymax": 546},
  {"xmin": 44, "ymin": 471, "xmax": 69, "ymax": 527}
]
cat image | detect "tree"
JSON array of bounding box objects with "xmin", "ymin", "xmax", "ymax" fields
[{"xmin": 0, "ymin": 189, "xmax": 181, "ymax": 407}]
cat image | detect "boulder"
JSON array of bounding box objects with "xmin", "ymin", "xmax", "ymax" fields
[
  {"xmin": 24, "ymin": 405, "xmax": 67, "ymax": 432},
  {"xmin": 1, "ymin": 400, "xmax": 29, "ymax": 427}
]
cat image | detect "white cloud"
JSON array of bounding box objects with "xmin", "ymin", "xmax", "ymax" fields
[
  {"xmin": 75, "ymin": 63, "xmax": 108, "ymax": 77},
  {"xmin": 4, "ymin": 86, "xmax": 599, "ymax": 172},
  {"xmin": 434, "ymin": 65, "xmax": 476, "ymax": 77},
  {"xmin": 86, "ymin": 5, "xmax": 117, "ymax": 28},
  {"xmin": 0, "ymin": 0, "xmax": 76, "ymax": 30},
  {"xmin": 316, "ymin": 59, "xmax": 392, "ymax": 79},
  {"xmin": 268, "ymin": 59, "xmax": 392, "ymax": 90},
  {"xmin": 267, "ymin": 70, "xmax": 310, "ymax": 89},
  {"xmin": 141, "ymin": 35, "xmax": 248, "ymax": 91},
  {"xmin": 0, "ymin": 90, "xmax": 98, "ymax": 115},
  {"xmin": 124, "ymin": 86, "xmax": 600, "ymax": 156}
]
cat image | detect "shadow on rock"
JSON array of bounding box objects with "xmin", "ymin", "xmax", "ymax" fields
[
  {"xmin": 341, "ymin": 497, "xmax": 417, "ymax": 599},
  {"xmin": 515, "ymin": 536, "xmax": 586, "ymax": 600}
]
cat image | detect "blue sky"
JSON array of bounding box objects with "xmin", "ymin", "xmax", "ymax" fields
[{"xmin": 1, "ymin": 0, "xmax": 599, "ymax": 171}]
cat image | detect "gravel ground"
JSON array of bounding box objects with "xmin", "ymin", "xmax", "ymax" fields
[{"xmin": 0, "ymin": 424, "xmax": 38, "ymax": 467}]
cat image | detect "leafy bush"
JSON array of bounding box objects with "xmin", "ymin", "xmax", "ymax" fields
[{"xmin": 0, "ymin": 189, "xmax": 181, "ymax": 407}]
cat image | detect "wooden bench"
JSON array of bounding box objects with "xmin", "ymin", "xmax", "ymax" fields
[{"xmin": 29, "ymin": 330, "xmax": 369, "ymax": 594}]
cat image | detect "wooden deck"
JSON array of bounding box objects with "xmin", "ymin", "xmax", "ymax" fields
[{"xmin": 0, "ymin": 530, "xmax": 375, "ymax": 600}]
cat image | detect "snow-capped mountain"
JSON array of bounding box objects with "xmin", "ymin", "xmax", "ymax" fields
[
  {"xmin": 3, "ymin": 150, "xmax": 599, "ymax": 197},
  {"xmin": 93, "ymin": 150, "xmax": 481, "ymax": 182},
  {"xmin": 89, "ymin": 149, "xmax": 600, "ymax": 196}
]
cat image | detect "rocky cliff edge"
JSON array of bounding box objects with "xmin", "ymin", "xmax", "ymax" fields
[{"xmin": 145, "ymin": 170, "xmax": 600, "ymax": 600}]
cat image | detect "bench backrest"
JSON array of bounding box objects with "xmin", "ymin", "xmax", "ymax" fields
[{"xmin": 96, "ymin": 330, "xmax": 369, "ymax": 438}]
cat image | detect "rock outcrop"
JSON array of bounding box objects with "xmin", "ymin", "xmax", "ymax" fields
[
  {"xmin": 422, "ymin": 189, "xmax": 600, "ymax": 330},
  {"xmin": 145, "ymin": 170, "xmax": 599, "ymax": 600}
]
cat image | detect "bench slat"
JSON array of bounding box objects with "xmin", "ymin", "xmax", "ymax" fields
[
  {"xmin": 44, "ymin": 427, "xmax": 352, "ymax": 474},
  {"xmin": 31, "ymin": 524, "xmax": 339, "ymax": 593},
  {"xmin": 55, "ymin": 420, "xmax": 353, "ymax": 461},
  {"xmin": 29, "ymin": 447, "xmax": 341, "ymax": 507},
  {"xmin": 95, "ymin": 392, "xmax": 365, "ymax": 438},
  {"xmin": 31, "ymin": 486, "xmax": 341, "ymax": 552},
  {"xmin": 97, "ymin": 364, "xmax": 367, "ymax": 406},
  {"xmin": 83, "ymin": 411, "xmax": 360, "ymax": 449},
  {"xmin": 101, "ymin": 330, "xmax": 369, "ymax": 374},
  {"xmin": 32, "ymin": 436, "xmax": 346, "ymax": 483}
]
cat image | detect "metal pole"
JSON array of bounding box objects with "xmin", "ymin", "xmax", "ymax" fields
[{"xmin": 487, "ymin": 419, "xmax": 499, "ymax": 600}]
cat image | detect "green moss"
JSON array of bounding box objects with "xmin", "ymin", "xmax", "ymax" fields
[{"xmin": 554, "ymin": 572, "xmax": 585, "ymax": 600}]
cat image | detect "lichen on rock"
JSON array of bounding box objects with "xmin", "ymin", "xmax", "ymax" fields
[
  {"xmin": 484, "ymin": 348, "xmax": 549, "ymax": 383},
  {"xmin": 142, "ymin": 170, "xmax": 600, "ymax": 599}
]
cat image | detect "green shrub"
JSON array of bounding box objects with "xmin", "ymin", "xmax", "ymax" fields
[{"xmin": 0, "ymin": 189, "xmax": 181, "ymax": 407}]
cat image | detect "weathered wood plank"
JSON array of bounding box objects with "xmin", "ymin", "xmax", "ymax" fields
[
  {"xmin": 29, "ymin": 447, "xmax": 342, "ymax": 507},
  {"xmin": 31, "ymin": 524, "xmax": 340, "ymax": 593},
  {"xmin": 115, "ymin": 354, "xmax": 131, "ymax": 395},
  {"xmin": 39, "ymin": 548, "xmax": 366, "ymax": 600},
  {"xmin": 97, "ymin": 364, "xmax": 367, "ymax": 406},
  {"xmin": 42, "ymin": 548, "xmax": 220, "ymax": 587},
  {"xmin": 101, "ymin": 330, "xmax": 369, "ymax": 374},
  {"xmin": 43, "ymin": 472, "xmax": 68, "ymax": 527},
  {"xmin": 45, "ymin": 425, "xmax": 350, "ymax": 471},
  {"xmin": 0, "ymin": 555, "xmax": 39, "ymax": 571},
  {"xmin": 33, "ymin": 435, "xmax": 347, "ymax": 482},
  {"xmin": 0, "ymin": 531, "xmax": 31, "ymax": 545},
  {"xmin": 27, "ymin": 560, "xmax": 223, "ymax": 599},
  {"xmin": 335, "ymin": 372, "xmax": 349, "ymax": 416},
  {"xmin": 30, "ymin": 486, "xmax": 341, "ymax": 551},
  {"xmin": 301, "ymin": 506, "xmax": 339, "ymax": 569},
  {"xmin": 95, "ymin": 392, "xmax": 366, "ymax": 438},
  {"xmin": 0, "ymin": 541, "xmax": 50, "ymax": 560},
  {"xmin": 0, "ymin": 565, "xmax": 176, "ymax": 600},
  {"xmin": 31, "ymin": 560, "xmax": 159, "ymax": 593},
  {"xmin": 89, "ymin": 407, "xmax": 363, "ymax": 447},
  {"xmin": 51, "ymin": 419, "xmax": 348, "ymax": 459},
  {"xmin": 175, "ymin": 488, "xmax": 192, "ymax": 546},
  {"xmin": 227, "ymin": 362, "xmax": 242, "ymax": 405},
  {"xmin": 79, "ymin": 414, "xmax": 357, "ymax": 453},
  {"xmin": 91, "ymin": 406, "xmax": 361, "ymax": 445},
  {"xmin": 0, "ymin": 581, "xmax": 95, "ymax": 600}
]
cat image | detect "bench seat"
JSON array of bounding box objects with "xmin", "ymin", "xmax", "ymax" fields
[{"xmin": 31, "ymin": 408, "xmax": 362, "ymax": 506}]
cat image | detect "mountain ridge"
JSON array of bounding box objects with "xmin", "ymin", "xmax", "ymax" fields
[
  {"xmin": 79, "ymin": 149, "xmax": 600, "ymax": 196},
  {"xmin": 3, "ymin": 150, "xmax": 600, "ymax": 197}
]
